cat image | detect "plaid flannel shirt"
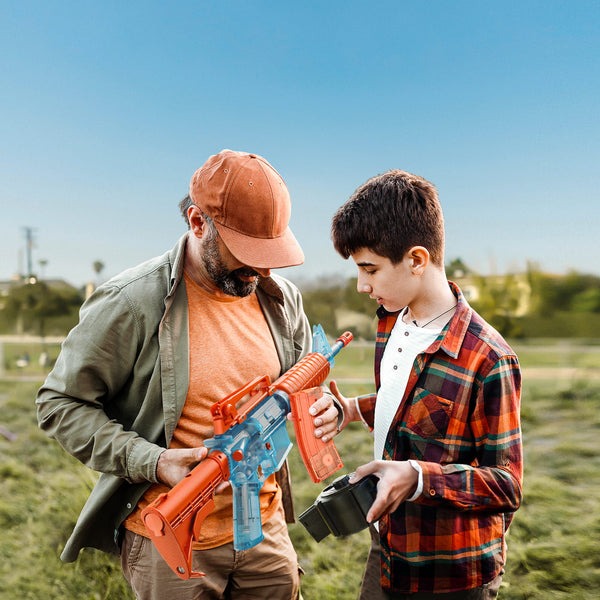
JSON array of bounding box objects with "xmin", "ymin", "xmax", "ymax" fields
[{"xmin": 357, "ymin": 282, "xmax": 522, "ymax": 594}]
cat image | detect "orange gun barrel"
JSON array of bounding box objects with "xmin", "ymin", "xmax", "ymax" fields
[{"xmin": 272, "ymin": 331, "xmax": 353, "ymax": 395}]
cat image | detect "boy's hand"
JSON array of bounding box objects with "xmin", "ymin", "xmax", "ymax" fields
[
  {"xmin": 349, "ymin": 460, "xmax": 418, "ymax": 523},
  {"xmin": 328, "ymin": 380, "xmax": 358, "ymax": 432}
]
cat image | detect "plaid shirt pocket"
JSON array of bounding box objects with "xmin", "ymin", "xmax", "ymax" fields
[{"xmin": 405, "ymin": 388, "xmax": 454, "ymax": 439}]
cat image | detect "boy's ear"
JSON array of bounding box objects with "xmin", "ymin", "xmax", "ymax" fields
[{"xmin": 408, "ymin": 246, "xmax": 430, "ymax": 273}]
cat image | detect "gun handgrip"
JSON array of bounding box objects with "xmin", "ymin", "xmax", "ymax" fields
[
  {"xmin": 289, "ymin": 387, "xmax": 343, "ymax": 482},
  {"xmin": 232, "ymin": 481, "xmax": 263, "ymax": 550}
]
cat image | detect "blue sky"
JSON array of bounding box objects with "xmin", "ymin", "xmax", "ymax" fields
[{"xmin": 1, "ymin": 1, "xmax": 599, "ymax": 288}]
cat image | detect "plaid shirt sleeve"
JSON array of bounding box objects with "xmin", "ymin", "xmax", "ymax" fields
[{"xmin": 416, "ymin": 352, "xmax": 522, "ymax": 514}]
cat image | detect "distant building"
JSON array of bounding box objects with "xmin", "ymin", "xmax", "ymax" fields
[{"xmin": 0, "ymin": 277, "xmax": 81, "ymax": 306}]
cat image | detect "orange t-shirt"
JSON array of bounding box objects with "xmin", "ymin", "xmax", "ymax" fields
[{"xmin": 124, "ymin": 272, "xmax": 282, "ymax": 548}]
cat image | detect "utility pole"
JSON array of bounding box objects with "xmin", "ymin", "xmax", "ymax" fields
[{"xmin": 22, "ymin": 227, "xmax": 36, "ymax": 281}]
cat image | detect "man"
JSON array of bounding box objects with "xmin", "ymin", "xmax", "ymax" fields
[
  {"xmin": 328, "ymin": 169, "xmax": 523, "ymax": 599},
  {"xmin": 36, "ymin": 149, "xmax": 340, "ymax": 599}
]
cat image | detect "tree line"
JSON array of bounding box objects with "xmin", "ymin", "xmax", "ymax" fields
[
  {"xmin": 1, "ymin": 263, "xmax": 599, "ymax": 339},
  {"xmin": 301, "ymin": 263, "xmax": 600, "ymax": 339}
]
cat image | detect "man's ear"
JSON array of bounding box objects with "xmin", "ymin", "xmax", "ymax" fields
[
  {"xmin": 187, "ymin": 205, "xmax": 206, "ymax": 237},
  {"xmin": 408, "ymin": 246, "xmax": 430, "ymax": 274}
]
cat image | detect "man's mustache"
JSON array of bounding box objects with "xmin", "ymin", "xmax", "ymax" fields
[{"xmin": 233, "ymin": 268, "xmax": 260, "ymax": 278}]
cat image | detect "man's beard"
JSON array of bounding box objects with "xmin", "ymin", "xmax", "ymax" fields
[{"xmin": 202, "ymin": 236, "xmax": 260, "ymax": 297}]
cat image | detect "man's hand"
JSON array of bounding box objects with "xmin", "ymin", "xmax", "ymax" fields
[
  {"xmin": 349, "ymin": 460, "xmax": 418, "ymax": 523},
  {"xmin": 309, "ymin": 387, "xmax": 343, "ymax": 443},
  {"xmin": 156, "ymin": 446, "xmax": 209, "ymax": 488}
]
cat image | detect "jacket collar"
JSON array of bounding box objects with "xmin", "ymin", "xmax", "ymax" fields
[{"xmin": 167, "ymin": 233, "xmax": 189, "ymax": 297}]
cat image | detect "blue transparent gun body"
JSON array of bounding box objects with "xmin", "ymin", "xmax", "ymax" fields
[{"xmin": 204, "ymin": 388, "xmax": 292, "ymax": 550}]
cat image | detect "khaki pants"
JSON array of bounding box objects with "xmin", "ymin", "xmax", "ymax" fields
[{"xmin": 121, "ymin": 506, "xmax": 300, "ymax": 600}]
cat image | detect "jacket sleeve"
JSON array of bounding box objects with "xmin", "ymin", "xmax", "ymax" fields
[
  {"xmin": 36, "ymin": 285, "xmax": 164, "ymax": 484},
  {"xmin": 416, "ymin": 355, "xmax": 523, "ymax": 514},
  {"xmin": 269, "ymin": 273, "xmax": 312, "ymax": 364}
]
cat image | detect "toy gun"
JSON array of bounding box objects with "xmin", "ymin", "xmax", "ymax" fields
[{"xmin": 142, "ymin": 325, "xmax": 353, "ymax": 579}]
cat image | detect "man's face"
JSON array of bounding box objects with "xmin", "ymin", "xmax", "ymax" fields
[{"xmin": 202, "ymin": 233, "xmax": 268, "ymax": 297}]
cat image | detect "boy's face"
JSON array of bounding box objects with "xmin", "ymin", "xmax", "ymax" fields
[{"xmin": 351, "ymin": 247, "xmax": 417, "ymax": 313}]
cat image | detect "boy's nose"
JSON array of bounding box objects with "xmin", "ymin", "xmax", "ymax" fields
[{"xmin": 357, "ymin": 278, "xmax": 372, "ymax": 294}]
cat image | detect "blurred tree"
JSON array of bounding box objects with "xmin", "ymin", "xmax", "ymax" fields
[
  {"xmin": 527, "ymin": 267, "xmax": 600, "ymax": 316},
  {"xmin": 571, "ymin": 286, "xmax": 600, "ymax": 313},
  {"xmin": 343, "ymin": 277, "xmax": 378, "ymax": 315},
  {"xmin": 38, "ymin": 258, "xmax": 48, "ymax": 280},
  {"xmin": 93, "ymin": 260, "xmax": 105, "ymax": 284},
  {"xmin": 301, "ymin": 284, "xmax": 343, "ymax": 334},
  {"xmin": 298, "ymin": 268, "xmax": 600, "ymax": 340},
  {"xmin": 469, "ymin": 274, "xmax": 524, "ymax": 337},
  {"xmin": 446, "ymin": 258, "xmax": 472, "ymax": 278},
  {"xmin": 2, "ymin": 282, "xmax": 80, "ymax": 337}
]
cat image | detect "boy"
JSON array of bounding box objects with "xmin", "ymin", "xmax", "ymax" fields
[{"xmin": 328, "ymin": 169, "xmax": 522, "ymax": 599}]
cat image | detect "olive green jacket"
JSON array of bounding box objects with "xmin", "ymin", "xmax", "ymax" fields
[{"xmin": 36, "ymin": 233, "xmax": 311, "ymax": 561}]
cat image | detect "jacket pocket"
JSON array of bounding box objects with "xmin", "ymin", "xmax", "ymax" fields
[{"xmin": 405, "ymin": 388, "xmax": 453, "ymax": 439}]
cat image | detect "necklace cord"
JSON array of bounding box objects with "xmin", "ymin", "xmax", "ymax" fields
[{"xmin": 407, "ymin": 304, "xmax": 457, "ymax": 328}]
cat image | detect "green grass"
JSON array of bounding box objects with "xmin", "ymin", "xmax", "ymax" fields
[
  {"xmin": 499, "ymin": 381, "xmax": 600, "ymax": 600},
  {"xmin": 510, "ymin": 340, "xmax": 600, "ymax": 370},
  {"xmin": 1, "ymin": 343, "xmax": 600, "ymax": 598},
  {"xmin": 0, "ymin": 380, "xmax": 134, "ymax": 600},
  {"xmin": 1, "ymin": 342, "xmax": 62, "ymax": 378}
]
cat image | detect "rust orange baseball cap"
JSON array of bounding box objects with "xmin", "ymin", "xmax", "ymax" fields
[{"xmin": 189, "ymin": 150, "xmax": 304, "ymax": 269}]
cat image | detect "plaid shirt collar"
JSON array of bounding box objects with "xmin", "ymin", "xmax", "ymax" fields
[{"xmin": 375, "ymin": 281, "xmax": 471, "ymax": 385}]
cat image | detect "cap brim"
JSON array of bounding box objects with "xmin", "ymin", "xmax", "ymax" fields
[{"xmin": 215, "ymin": 223, "xmax": 305, "ymax": 269}]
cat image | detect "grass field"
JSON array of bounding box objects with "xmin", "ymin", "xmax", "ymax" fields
[{"xmin": 1, "ymin": 340, "xmax": 599, "ymax": 599}]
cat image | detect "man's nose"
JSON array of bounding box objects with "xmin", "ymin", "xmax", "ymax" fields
[{"xmin": 254, "ymin": 267, "xmax": 271, "ymax": 278}]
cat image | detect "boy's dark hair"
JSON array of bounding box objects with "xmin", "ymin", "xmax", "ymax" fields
[{"xmin": 331, "ymin": 169, "xmax": 445, "ymax": 266}]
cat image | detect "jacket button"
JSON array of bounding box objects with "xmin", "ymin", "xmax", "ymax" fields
[{"xmin": 429, "ymin": 488, "xmax": 436, "ymax": 496}]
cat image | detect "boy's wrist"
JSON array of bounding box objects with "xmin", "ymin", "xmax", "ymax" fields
[
  {"xmin": 406, "ymin": 460, "xmax": 423, "ymax": 501},
  {"xmin": 323, "ymin": 391, "xmax": 346, "ymax": 431}
]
